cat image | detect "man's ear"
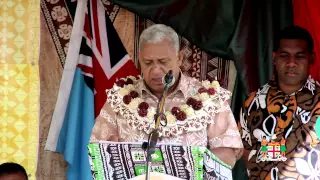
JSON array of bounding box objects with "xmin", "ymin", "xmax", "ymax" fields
[
  {"xmin": 178, "ymin": 50, "xmax": 184, "ymax": 66},
  {"xmin": 137, "ymin": 59, "xmax": 141, "ymax": 70},
  {"xmin": 310, "ymin": 52, "xmax": 316, "ymax": 65},
  {"xmin": 272, "ymin": 52, "xmax": 276, "ymax": 65}
]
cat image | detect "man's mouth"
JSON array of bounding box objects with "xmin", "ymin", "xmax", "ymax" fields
[
  {"xmin": 152, "ymin": 78, "xmax": 163, "ymax": 84},
  {"xmin": 285, "ymin": 72, "xmax": 298, "ymax": 76}
]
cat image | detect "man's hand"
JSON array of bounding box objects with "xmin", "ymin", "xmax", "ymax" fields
[{"xmin": 211, "ymin": 147, "xmax": 236, "ymax": 168}]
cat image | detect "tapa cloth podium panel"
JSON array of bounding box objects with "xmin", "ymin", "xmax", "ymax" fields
[{"xmin": 88, "ymin": 142, "xmax": 232, "ymax": 180}]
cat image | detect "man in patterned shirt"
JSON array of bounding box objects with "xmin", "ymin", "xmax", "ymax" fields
[
  {"xmin": 239, "ymin": 26, "xmax": 320, "ymax": 179},
  {"xmin": 90, "ymin": 24, "xmax": 243, "ymax": 167}
]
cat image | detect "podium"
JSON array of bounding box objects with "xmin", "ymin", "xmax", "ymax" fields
[{"xmin": 88, "ymin": 141, "xmax": 233, "ymax": 180}]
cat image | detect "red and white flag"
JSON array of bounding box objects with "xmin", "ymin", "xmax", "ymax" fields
[{"xmin": 45, "ymin": 0, "xmax": 139, "ymax": 179}]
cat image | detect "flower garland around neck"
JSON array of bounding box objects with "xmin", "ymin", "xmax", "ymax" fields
[{"xmin": 114, "ymin": 76, "xmax": 221, "ymax": 126}]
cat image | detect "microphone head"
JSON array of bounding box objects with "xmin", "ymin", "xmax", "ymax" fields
[{"xmin": 162, "ymin": 70, "xmax": 175, "ymax": 87}]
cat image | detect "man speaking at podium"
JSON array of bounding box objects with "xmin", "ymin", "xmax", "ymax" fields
[{"xmin": 90, "ymin": 24, "xmax": 243, "ymax": 168}]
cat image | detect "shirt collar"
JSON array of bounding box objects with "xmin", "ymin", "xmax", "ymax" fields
[
  {"xmin": 268, "ymin": 75, "xmax": 316, "ymax": 96},
  {"xmin": 137, "ymin": 72, "xmax": 189, "ymax": 98}
]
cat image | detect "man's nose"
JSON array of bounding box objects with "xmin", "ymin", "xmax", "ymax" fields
[
  {"xmin": 151, "ymin": 65, "xmax": 164, "ymax": 75},
  {"xmin": 286, "ymin": 57, "xmax": 297, "ymax": 67}
]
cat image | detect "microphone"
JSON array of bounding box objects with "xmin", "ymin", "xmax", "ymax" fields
[
  {"xmin": 162, "ymin": 70, "xmax": 175, "ymax": 87},
  {"xmin": 144, "ymin": 70, "xmax": 174, "ymax": 180}
]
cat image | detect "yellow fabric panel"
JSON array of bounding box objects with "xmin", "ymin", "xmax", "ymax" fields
[{"xmin": 0, "ymin": 0, "xmax": 39, "ymax": 179}]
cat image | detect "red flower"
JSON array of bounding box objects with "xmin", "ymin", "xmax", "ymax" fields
[
  {"xmin": 176, "ymin": 111, "xmax": 187, "ymax": 121},
  {"xmin": 138, "ymin": 102, "xmax": 149, "ymax": 110},
  {"xmin": 198, "ymin": 87, "xmax": 207, "ymax": 94},
  {"xmin": 123, "ymin": 95, "xmax": 132, "ymax": 104},
  {"xmin": 125, "ymin": 78, "xmax": 134, "ymax": 85},
  {"xmin": 207, "ymin": 88, "xmax": 216, "ymax": 95},
  {"xmin": 171, "ymin": 107, "xmax": 180, "ymax": 116},
  {"xmin": 187, "ymin": 97, "xmax": 196, "ymax": 106},
  {"xmin": 116, "ymin": 79, "xmax": 125, "ymax": 87},
  {"xmin": 130, "ymin": 91, "xmax": 139, "ymax": 98},
  {"xmin": 192, "ymin": 101, "xmax": 203, "ymax": 110},
  {"xmin": 138, "ymin": 109, "xmax": 148, "ymax": 117}
]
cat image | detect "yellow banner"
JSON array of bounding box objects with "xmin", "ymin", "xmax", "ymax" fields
[{"xmin": 0, "ymin": 0, "xmax": 39, "ymax": 179}]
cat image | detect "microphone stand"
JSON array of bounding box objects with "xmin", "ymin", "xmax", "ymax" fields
[{"xmin": 143, "ymin": 82, "xmax": 171, "ymax": 180}]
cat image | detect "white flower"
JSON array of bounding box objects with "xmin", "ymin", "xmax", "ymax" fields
[
  {"xmin": 201, "ymin": 80, "xmax": 211, "ymax": 89},
  {"xmin": 119, "ymin": 88, "xmax": 129, "ymax": 96},
  {"xmin": 127, "ymin": 76, "xmax": 136, "ymax": 81},
  {"xmin": 147, "ymin": 108, "xmax": 156, "ymax": 122},
  {"xmin": 112, "ymin": 85, "xmax": 119, "ymax": 91},
  {"xmin": 180, "ymin": 104, "xmax": 189, "ymax": 111},
  {"xmin": 185, "ymin": 107, "xmax": 195, "ymax": 117},
  {"xmin": 211, "ymin": 80, "xmax": 220, "ymax": 89},
  {"xmin": 125, "ymin": 84, "xmax": 135, "ymax": 91},
  {"xmin": 192, "ymin": 95, "xmax": 200, "ymax": 101},
  {"xmin": 209, "ymin": 94, "xmax": 216, "ymax": 99},
  {"xmin": 199, "ymin": 93, "xmax": 209, "ymax": 101},
  {"xmin": 128, "ymin": 98, "xmax": 142, "ymax": 109},
  {"xmin": 165, "ymin": 112, "xmax": 176, "ymax": 125},
  {"xmin": 189, "ymin": 88, "xmax": 198, "ymax": 96}
]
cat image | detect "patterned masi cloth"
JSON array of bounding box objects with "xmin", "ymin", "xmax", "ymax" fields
[
  {"xmin": 239, "ymin": 75, "xmax": 320, "ymax": 180},
  {"xmin": 87, "ymin": 142, "xmax": 233, "ymax": 180}
]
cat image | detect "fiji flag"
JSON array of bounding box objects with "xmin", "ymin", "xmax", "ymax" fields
[{"xmin": 45, "ymin": 0, "xmax": 139, "ymax": 179}]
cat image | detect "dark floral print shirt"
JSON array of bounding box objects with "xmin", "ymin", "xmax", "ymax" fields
[{"xmin": 239, "ymin": 75, "xmax": 320, "ymax": 180}]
